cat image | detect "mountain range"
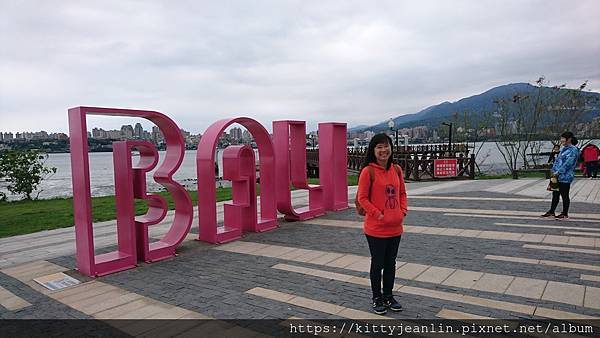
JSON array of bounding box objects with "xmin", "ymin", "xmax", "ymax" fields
[{"xmin": 353, "ymin": 83, "xmax": 600, "ymax": 132}]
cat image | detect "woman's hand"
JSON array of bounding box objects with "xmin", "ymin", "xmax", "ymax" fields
[{"xmin": 377, "ymin": 213, "xmax": 384, "ymax": 221}]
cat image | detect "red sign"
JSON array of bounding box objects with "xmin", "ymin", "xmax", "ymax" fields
[{"xmin": 434, "ymin": 159, "xmax": 457, "ymax": 177}]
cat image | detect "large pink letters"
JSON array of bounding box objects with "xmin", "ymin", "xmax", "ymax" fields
[
  {"xmin": 319, "ymin": 123, "xmax": 349, "ymax": 211},
  {"xmin": 196, "ymin": 117, "xmax": 277, "ymax": 243},
  {"xmin": 69, "ymin": 107, "xmax": 348, "ymax": 276},
  {"xmin": 221, "ymin": 145, "xmax": 257, "ymax": 240},
  {"xmin": 273, "ymin": 120, "xmax": 324, "ymax": 221},
  {"xmin": 69, "ymin": 107, "xmax": 192, "ymax": 276}
]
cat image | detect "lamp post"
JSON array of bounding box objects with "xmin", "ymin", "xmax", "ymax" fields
[
  {"xmin": 442, "ymin": 122, "xmax": 453, "ymax": 151},
  {"xmin": 388, "ymin": 118, "xmax": 398, "ymax": 155}
]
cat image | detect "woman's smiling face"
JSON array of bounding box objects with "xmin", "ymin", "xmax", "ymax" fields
[{"xmin": 375, "ymin": 142, "xmax": 391, "ymax": 164}]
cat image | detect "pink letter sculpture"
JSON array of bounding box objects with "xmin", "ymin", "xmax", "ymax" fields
[
  {"xmin": 69, "ymin": 107, "xmax": 193, "ymax": 277},
  {"xmin": 69, "ymin": 105, "xmax": 348, "ymax": 276},
  {"xmin": 196, "ymin": 118, "xmax": 278, "ymax": 244},
  {"xmin": 273, "ymin": 120, "xmax": 324, "ymax": 221},
  {"xmin": 319, "ymin": 123, "xmax": 349, "ymax": 211},
  {"xmin": 221, "ymin": 145, "xmax": 258, "ymax": 240}
]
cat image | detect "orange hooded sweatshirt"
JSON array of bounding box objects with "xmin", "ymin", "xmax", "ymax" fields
[{"xmin": 357, "ymin": 163, "xmax": 407, "ymax": 238}]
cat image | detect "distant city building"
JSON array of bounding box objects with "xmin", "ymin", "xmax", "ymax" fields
[
  {"xmin": 134, "ymin": 123, "xmax": 144, "ymax": 139},
  {"xmin": 242, "ymin": 130, "xmax": 252, "ymax": 143},
  {"xmin": 50, "ymin": 133, "xmax": 68, "ymax": 140},
  {"xmin": 121, "ymin": 125, "xmax": 134, "ymax": 139},
  {"xmin": 307, "ymin": 130, "xmax": 319, "ymax": 147},
  {"xmin": 152, "ymin": 126, "xmax": 163, "ymax": 143},
  {"xmin": 12, "ymin": 131, "xmax": 50, "ymax": 140},
  {"xmin": 92, "ymin": 127, "xmax": 106, "ymax": 139},
  {"xmin": 107, "ymin": 130, "xmax": 122, "ymax": 139},
  {"xmin": 229, "ymin": 127, "xmax": 242, "ymax": 142},
  {"xmin": 0, "ymin": 125, "xmax": 207, "ymax": 151},
  {"xmin": 412, "ymin": 126, "xmax": 428, "ymax": 140}
]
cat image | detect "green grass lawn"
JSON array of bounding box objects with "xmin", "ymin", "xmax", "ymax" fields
[{"xmin": 0, "ymin": 175, "xmax": 358, "ymax": 238}]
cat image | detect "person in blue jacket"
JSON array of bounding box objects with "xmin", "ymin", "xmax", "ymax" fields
[{"xmin": 541, "ymin": 132, "xmax": 580, "ymax": 219}]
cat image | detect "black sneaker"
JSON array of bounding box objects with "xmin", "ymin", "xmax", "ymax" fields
[
  {"xmin": 555, "ymin": 213, "xmax": 569, "ymax": 220},
  {"xmin": 540, "ymin": 212, "xmax": 555, "ymax": 218},
  {"xmin": 383, "ymin": 295, "xmax": 403, "ymax": 312},
  {"xmin": 372, "ymin": 297, "xmax": 387, "ymax": 315}
]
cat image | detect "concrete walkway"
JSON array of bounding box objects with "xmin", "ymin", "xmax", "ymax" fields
[
  {"xmin": 1, "ymin": 178, "xmax": 600, "ymax": 330},
  {"xmin": 1, "ymin": 178, "xmax": 599, "ymax": 269}
]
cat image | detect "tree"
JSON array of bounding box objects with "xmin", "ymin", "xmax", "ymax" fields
[
  {"xmin": 0, "ymin": 149, "xmax": 56, "ymax": 200},
  {"xmin": 540, "ymin": 81, "xmax": 600, "ymax": 147},
  {"xmin": 447, "ymin": 110, "xmax": 494, "ymax": 176},
  {"xmin": 492, "ymin": 77, "xmax": 595, "ymax": 173},
  {"xmin": 493, "ymin": 77, "xmax": 549, "ymax": 173}
]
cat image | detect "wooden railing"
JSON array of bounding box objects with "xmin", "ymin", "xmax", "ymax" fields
[{"xmin": 307, "ymin": 143, "xmax": 475, "ymax": 181}]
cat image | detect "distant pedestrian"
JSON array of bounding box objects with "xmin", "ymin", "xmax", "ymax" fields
[
  {"xmin": 356, "ymin": 133, "xmax": 407, "ymax": 315},
  {"xmin": 541, "ymin": 132, "xmax": 580, "ymax": 220},
  {"xmin": 581, "ymin": 143, "xmax": 599, "ymax": 179}
]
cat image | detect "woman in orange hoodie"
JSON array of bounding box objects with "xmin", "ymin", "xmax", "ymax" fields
[{"xmin": 357, "ymin": 133, "xmax": 408, "ymax": 315}]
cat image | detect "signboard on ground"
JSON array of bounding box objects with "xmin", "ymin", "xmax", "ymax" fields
[
  {"xmin": 34, "ymin": 272, "xmax": 80, "ymax": 291},
  {"xmin": 434, "ymin": 159, "xmax": 458, "ymax": 177}
]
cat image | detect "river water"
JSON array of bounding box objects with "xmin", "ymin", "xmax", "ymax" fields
[{"xmin": 1, "ymin": 141, "xmax": 597, "ymax": 200}]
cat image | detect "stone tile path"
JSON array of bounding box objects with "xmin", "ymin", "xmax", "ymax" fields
[{"xmin": 1, "ymin": 178, "xmax": 600, "ymax": 328}]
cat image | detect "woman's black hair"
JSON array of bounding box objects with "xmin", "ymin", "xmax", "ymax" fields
[
  {"xmin": 361, "ymin": 133, "xmax": 394, "ymax": 170},
  {"xmin": 561, "ymin": 131, "xmax": 578, "ymax": 145}
]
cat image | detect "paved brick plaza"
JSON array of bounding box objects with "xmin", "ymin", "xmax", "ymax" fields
[{"xmin": 1, "ymin": 178, "xmax": 599, "ymax": 335}]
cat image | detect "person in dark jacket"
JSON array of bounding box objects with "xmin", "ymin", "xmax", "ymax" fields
[{"xmin": 541, "ymin": 132, "xmax": 580, "ymax": 220}]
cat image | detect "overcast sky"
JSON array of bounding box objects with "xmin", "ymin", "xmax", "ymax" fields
[{"xmin": 1, "ymin": 0, "xmax": 599, "ymax": 134}]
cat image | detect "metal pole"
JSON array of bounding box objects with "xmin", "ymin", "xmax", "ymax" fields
[
  {"xmin": 395, "ymin": 129, "xmax": 399, "ymax": 158},
  {"xmin": 448, "ymin": 122, "xmax": 453, "ymax": 151}
]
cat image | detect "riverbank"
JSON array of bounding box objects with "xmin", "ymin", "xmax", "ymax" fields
[
  {"xmin": 0, "ymin": 172, "xmax": 561, "ymax": 238},
  {"xmin": 0, "ymin": 176, "xmax": 359, "ymax": 238}
]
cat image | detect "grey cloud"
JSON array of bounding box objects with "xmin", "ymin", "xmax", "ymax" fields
[{"xmin": 1, "ymin": 0, "xmax": 599, "ymax": 133}]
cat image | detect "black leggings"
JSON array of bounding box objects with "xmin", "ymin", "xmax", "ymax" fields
[
  {"xmin": 549, "ymin": 182, "xmax": 571, "ymax": 215},
  {"xmin": 365, "ymin": 234, "xmax": 401, "ymax": 299}
]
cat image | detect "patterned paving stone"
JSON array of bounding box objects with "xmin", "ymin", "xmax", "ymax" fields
[{"xmin": 2, "ymin": 183, "xmax": 600, "ymax": 323}]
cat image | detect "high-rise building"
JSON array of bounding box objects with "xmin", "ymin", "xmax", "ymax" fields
[
  {"xmin": 229, "ymin": 127, "xmax": 243, "ymax": 141},
  {"xmin": 110, "ymin": 130, "xmax": 123, "ymax": 139},
  {"xmin": 50, "ymin": 133, "xmax": 68, "ymax": 140},
  {"xmin": 412, "ymin": 126, "xmax": 428, "ymax": 140},
  {"xmin": 134, "ymin": 123, "xmax": 144, "ymax": 139},
  {"xmin": 152, "ymin": 126, "xmax": 163, "ymax": 143},
  {"xmin": 242, "ymin": 130, "xmax": 252, "ymax": 143},
  {"xmin": 92, "ymin": 128, "xmax": 110, "ymax": 139},
  {"xmin": 121, "ymin": 125, "xmax": 134, "ymax": 139}
]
